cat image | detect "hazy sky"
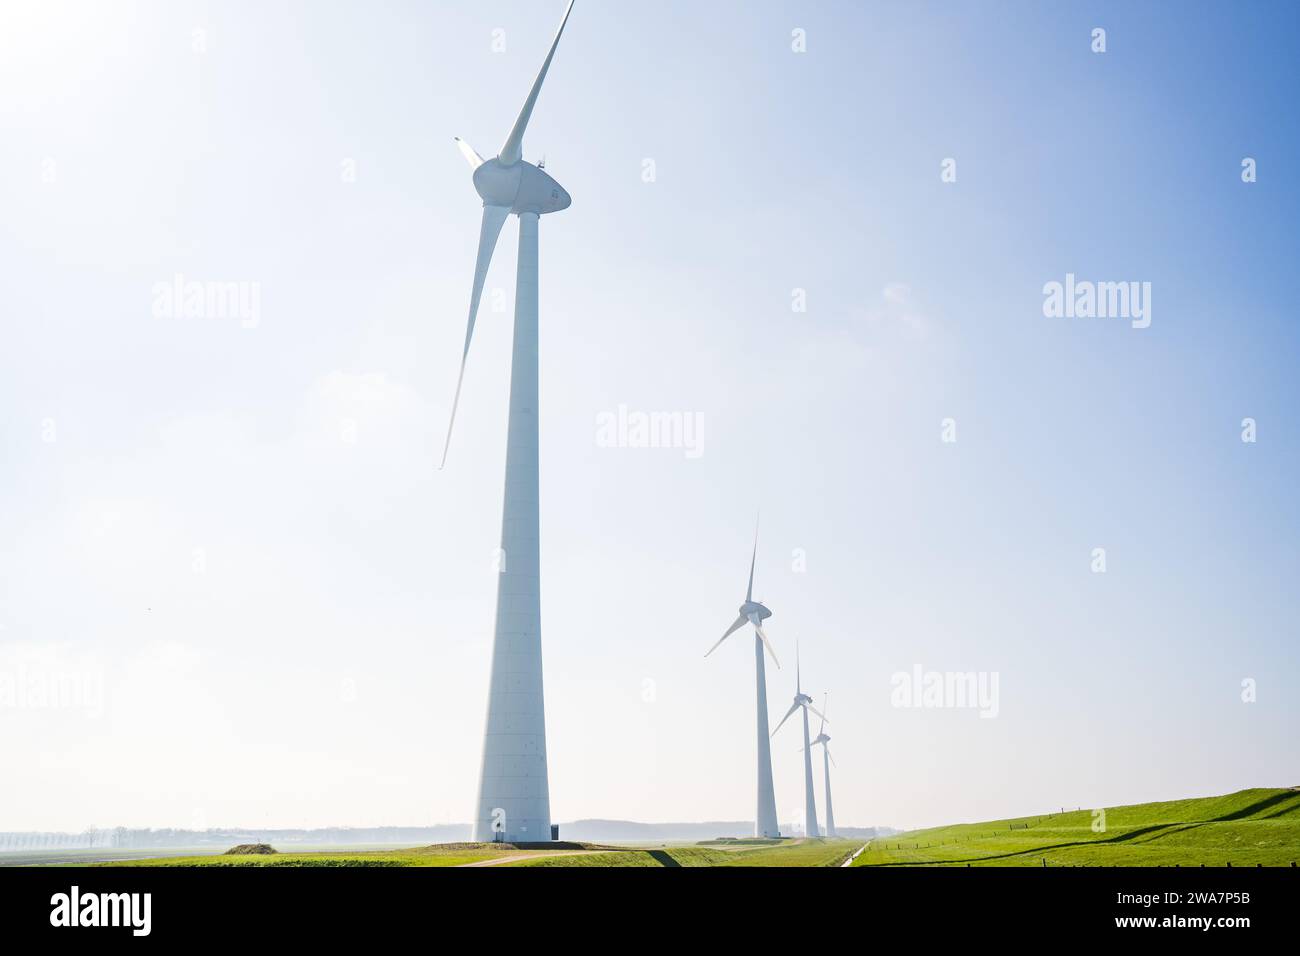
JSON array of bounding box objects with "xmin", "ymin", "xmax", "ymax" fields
[{"xmin": 2, "ymin": 0, "xmax": 1298, "ymax": 834}]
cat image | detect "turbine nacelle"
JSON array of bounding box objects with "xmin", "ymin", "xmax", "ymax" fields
[
  {"xmin": 811, "ymin": 694, "xmax": 835, "ymax": 766},
  {"xmin": 773, "ymin": 690, "xmax": 826, "ymax": 736},
  {"xmin": 472, "ymin": 156, "xmax": 571, "ymax": 216},
  {"xmin": 772, "ymin": 651, "xmax": 828, "ymax": 738},
  {"xmin": 705, "ymin": 523, "xmax": 779, "ymax": 669}
]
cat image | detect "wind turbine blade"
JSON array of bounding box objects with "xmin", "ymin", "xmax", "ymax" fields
[
  {"xmin": 828, "ymin": 748, "xmax": 837, "ymax": 768},
  {"xmin": 498, "ymin": 0, "xmax": 576, "ymax": 166},
  {"xmin": 705, "ymin": 614, "xmax": 748, "ymax": 657},
  {"xmin": 771, "ymin": 700, "xmax": 800, "ymax": 737},
  {"xmin": 818, "ymin": 692, "xmax": 829, "ymax": 736},
  {"xmin": 454, "ymin": 137, "xmax": 485, "ymax": 170},
  {"xmin": 753, "ymin": 622, "xmax": 780, "ymax": 669},
  {"xmin": 745, "ymin": 515, "xmax": 759, "ymax": 602},
  {"xmin": 807, "ymin": 704, "xmax": 829, "ymax": 724},
  {"xmin": 439, "ymin": 204, "xmax": 512, "ymax": 469},
  {"xmin": 796, "ymin": 642, "xmax": 801, "ymax": 695}
]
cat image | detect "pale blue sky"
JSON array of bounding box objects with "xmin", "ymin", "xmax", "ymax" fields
[{"xmin": 1, "ymin": 1, "xmax": 1297, "ymax": 832}]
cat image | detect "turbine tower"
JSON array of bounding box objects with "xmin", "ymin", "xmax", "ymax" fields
[
  {"xmin": 706, "ymin": 522, "xmax": 781, "ymax": 838},
  {"xmin": 772, "ymin": 645, "xmax": 827, "ymax": 838},
  {"xmin": 442, "ymin": 0, "xmax": 576, "ymax": 844},
  {"xmin": 810, "ymin": 694, "xmax": 836, "ymax": 838}
]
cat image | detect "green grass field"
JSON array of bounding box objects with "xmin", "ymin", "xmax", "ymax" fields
[
  {"xmin": 87, "ymin": 838, "xmax": 860, "ymax": 868},
  {"xmin": 514, "ymin": 839, "xmax": 860, "ymax": 867},
  {"xmin": 59, "ymin": 787, "xmax": 1298, "ymax": 869},
  {"xmin": 854, "ymin": 787, "xmax": 1300, "ymax": 867},
  {"xmin": 106, "ymin": 843, "xmax": 555, "ymax": 868}
]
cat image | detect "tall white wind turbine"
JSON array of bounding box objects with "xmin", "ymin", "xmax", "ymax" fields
[
  {"xmin": 809, "ymin": 694, "xmax": 836, "ymax": 838},
  {"xmin": 706, "ymin": 522, "xmax": 781, "ymax": 838},
  {"xmin": 772, "ymin": 646, "xmax": 827, "ymax": 838},
  {"xmin": 442, "ymin": 0, "xmax": 576, "ymax": 844}
]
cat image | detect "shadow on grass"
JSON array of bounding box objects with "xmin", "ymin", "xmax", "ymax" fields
[
  {"xmin": 859, "ymin": 823, "xmax": 1190, "ymax": 867},
  {"xmin": 1210, "ymin": 791, "xmax": 1300, "ymax": 822}
]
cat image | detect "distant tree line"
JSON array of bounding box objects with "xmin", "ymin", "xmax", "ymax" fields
[{"xmin": 0, "ymin": 825, "xmax": 472, "ymax": 850}]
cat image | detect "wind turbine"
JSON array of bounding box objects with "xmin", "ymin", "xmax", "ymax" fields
[
  {"xmin": 810, "ymin": 694, "xmax": 836, "ymax": 838},
  {"xmin": 772, "ymin": 645, "xmax": 827, "ymax": 838},
  {"xmin": 706, "ymin": 522, "xmax": 781, "ymax": 838},
  {"xmin": 442, "ymin": 0, "xmax": 576, "ymax": 844}
]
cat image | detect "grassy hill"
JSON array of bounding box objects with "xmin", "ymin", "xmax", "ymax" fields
[{"xmin": 854, "ymin": 787, "xmax": 1300, "ymax": 867}]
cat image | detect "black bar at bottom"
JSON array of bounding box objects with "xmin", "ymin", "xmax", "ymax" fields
[{"xmin": 0, "ymin": 865, "xmax": 1292, "ymax": 941}]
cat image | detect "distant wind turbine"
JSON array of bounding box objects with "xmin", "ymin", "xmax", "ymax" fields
[
  {"xmin": 706, "ymin": 520, "xmax": 781, "ymax": 838},
  {"xmin": 442, "ymin": 0, "xmax": 577, "ymax": 844},
  {"xmin": 809, "ymin": 693, "xmax": 836, "ymax": 838},
  {"xmin": 772, "ymin": 645, "xmax": 827, "ymax": 839}
]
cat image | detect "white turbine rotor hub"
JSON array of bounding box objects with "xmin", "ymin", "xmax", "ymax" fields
[{"xmin": 473, "ymin": 159, "xmax": 571, "ymax": 216}]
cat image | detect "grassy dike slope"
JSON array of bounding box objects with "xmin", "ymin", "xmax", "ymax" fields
[{"xmin": 854, "ymin": 788, "xmax": 1300, "ymax": 867}]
